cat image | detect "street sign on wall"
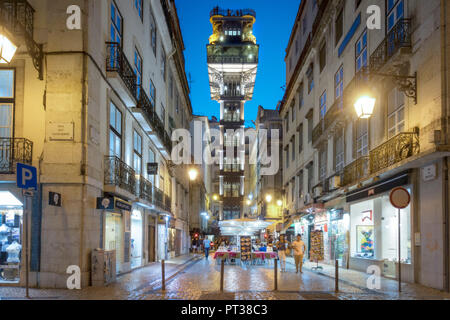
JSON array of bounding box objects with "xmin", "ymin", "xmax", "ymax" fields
[
  {"xmin": 16, "ymin": 163, "xmax": 37, "ymax": 190},
  {"xmin": 389, "ymin": 187, "xmax": 411, "ymax": 209}
]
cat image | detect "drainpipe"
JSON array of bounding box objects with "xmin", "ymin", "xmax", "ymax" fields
[{"xmin": 441, "ymin": 0, "xmax": 450, "ymax": 292}]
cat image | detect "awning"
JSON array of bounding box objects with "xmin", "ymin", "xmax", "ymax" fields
[
  {"xmin": 219, "ymin": 218, "xmax": 275, "ymax": 236},
  {"xmin": 0, "ymin": 191, "xmax": 23, "ymax": 207}
]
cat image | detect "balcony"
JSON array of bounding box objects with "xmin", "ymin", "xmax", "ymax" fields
[
  {"xmin": 132, "ymin": 86, "xmax": 172, "ymax": 155},
  {"xmin": 370, "ymin": 131, "xmax": 420, "ymax": 175},
  {"xmin": 138, "ymin": 176, "xmax": 153, "ymax": 204},
  {"xmin": 0, "ymin": 0, "xmax": 43, "ymax": 79},
  {"xmin": 207, "ymin": 44, "xmax": 259, "ymax": 69},
  {"xmin": 210, "ymin": 7, "xmax": 256, "ymax": 18},
  {"xmin": 369, "ymin": 19, "xmax": 412, "ymax": 73},
  {"xmin": 0, "ymin": 138, "xmax": 33, "ymax": 174},
  {"xmin": 164, "ymin": 194, "xmax": 172, "ymax": 213},
  {"xmin": 106, "ymin": 42, "xmax": 137, "ymax": 107},
  {"xmin": 342, "ymin": 156, "xmax": 369, "ymax": 187},
  {"xmin": 312, "ymin": 120, "xmax": 324, "ymax": 147},
  {"xmin": 104, "ymin": 156, "xmax": 136, "ymax": 196}
]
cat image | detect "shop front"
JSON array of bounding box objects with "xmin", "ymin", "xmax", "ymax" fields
[
  {"xmin": 99, "ymin": 196, "xmax": 133, "ymax": 275},
  {"xmin": 327, "ymin": 210, "xmax": 350, "ymax": 268},
  {"xmin": 346, "ymin": 172, "xmax": 413, "ymax": 282},
  {"xmin": 157, "ymin": 214, "xmax": 169, "ymax": 261},
  {"xmin": 0, "ymin": 190, "xmax": 23, "ymax": 284},
  {"xmin": 130, "ymin": 208, "xmax": 144, "ymax": 269}
]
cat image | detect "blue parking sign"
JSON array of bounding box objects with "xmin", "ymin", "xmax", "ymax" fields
[{"xmin": 16, "ymin": 163, "xmax": 37, "ymax": 190}]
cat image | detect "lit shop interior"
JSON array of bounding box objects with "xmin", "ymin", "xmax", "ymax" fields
[{"xmin": 0, "ymin": 191, "xmax": 23, "ymax": 283}]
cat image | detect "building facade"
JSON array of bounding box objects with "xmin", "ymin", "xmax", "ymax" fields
[
  {"xmin": 0, "ymin": 0, "xmax": 192, "ymax": 288},
  {"xmin": 207, "ymin": 7, "xmax": 259, "ymax": 221},
  {"xmin": 279, "ymin": 0, "xmax": 450, "ymax": 291}
]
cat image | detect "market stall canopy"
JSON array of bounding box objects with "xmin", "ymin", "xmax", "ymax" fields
[{"xmin": 219, "ymin": 218, "xmax": 275, "ymax": 236}]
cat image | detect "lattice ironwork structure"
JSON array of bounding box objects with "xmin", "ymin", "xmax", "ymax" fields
[
  {"xmin": 342, "ymin": 156, "xmax": 369, "ymax": 187},
  {"xmin": 0, "ymin": 138, "xmax": 32, "ymax": 173},
  {"xmin": 0, "ymin": 0, "xmax": 43, "ymax": 79},
  {"xmin": 104, "ymin": 156, "xmax": 136, "ymax": 195},
  {"xmin": 106, "ymin": 42, "xmax": 138, "ymax": 99},
  {"xmin": 139, "ymin": 176, "xmax": 153, "ymax": 203}
]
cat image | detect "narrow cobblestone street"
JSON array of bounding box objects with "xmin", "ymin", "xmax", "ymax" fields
[{"xmin": 1, "ymin": 254, "xmax": 449, "ymax": 300}]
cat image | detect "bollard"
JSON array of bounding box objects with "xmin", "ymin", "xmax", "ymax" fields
[
  {"xmin": 335, "ymin": 260, "xmax": 339, "ymax": 293},
  {"xmin": 274, "ymin": 259, "xmax": 278, "ymax": 291},
  {"xmin": 161, "ymin": 259, "xmax": 166, "ymax": 291},
  {"xmin": 220, "ymin": 259, "xmax": 225, "ymax": 292}
]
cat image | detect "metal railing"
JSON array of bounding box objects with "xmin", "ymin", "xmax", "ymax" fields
[
  {"xmin": 139, "ymin": 176, "xmax": 153, "ymax": 203},
  {"xmin": 0, "ymin": 138, "xmax": 33, "ymax": 174},
  {"xmin": 342, "ymin": 156, "xmax": 369, "ymax": 187},
  {"xmin": 104, "ymin": 156, "xmax": 136, "ymax": 195},
  {"xmin": 369, "ymin": 19, "xmax": 412, "ymax": 72},
  {"xmin": 210, "ymin": 7, "xmax": 256, "ymax": 18},
  {"xmin": 312, "ymin": 120, "xmax": 324, "ymax": 146},
  {"xmin": 207, "ymin": 55, "xmax": 258, "ymax": 65},
  {"xmin": 370, "ymin": 132, "xmax": 420, "ymax": 174},
  {"xmin": 164, "ymin": 194, "xmax": 172, "ymax": 212},
  {"xmin": 153, "ymin": 187, "xmax": 164, "ymax": 209},
  {"xmin": 106, "ymin": 42, "xmax": 137, "ymax": 99}
]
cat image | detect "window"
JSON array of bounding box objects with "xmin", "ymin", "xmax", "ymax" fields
[
  {"xmin": 134, "ymin": 48, "xmax": 142, "ymax": 98},
  {"xmin": 388, "ymin": 88, "xmax": 405, "ymax": 138},
  {"xmin": 307, "ymin": 162, "xmax": 314, "ymax": 193},
  {"xmin": 109, "ymin": 102, "xmax": 122, "ymax": 158},
  {"xmin": 307, "ymin": 113, "xmax": 313, "ymax": 142},
  {"xmin": 335, "ymin": 66, "xmax": 344, "ymax": 109},
  {"xmin": 291, "ymin": 140, "xmax": 295, "ymax": 162},
  {"xmin": 307, "ymin": 63, "xmax": 314, "ymax": 93},
  {"xmin": 133, "ymin": 130, "xmax": 142, "ymax": 175},
  {"xmin": 291, "ymin": 180, "xmax": 295, "ymax": 202},
  {"xmin": 355, "ymin": 29, "xmax": 368, "ymax": 72},
  {"xmin": 319, "ymin": 42, "xmax": 326, "ymax": 72},
  {"xmin": 169, "ymin": 73, "xmax": 174, "ymax": 100},
  {"xmin": 320, "ymin": 91, "xmax": 327, "ymax": 119},
  {"xmin": 150, "ymin": 12, "xmax": 157, "ymax": 56},
  {"xmin": 319, "ymin": 147, "xmax": 327, "ymax": 182},
  {"xmin": 175, "ymin": 92, "xmax": 179, "ymax": 114},
  {"xmin": 303, "ymin": 17, "xmax": 307, "ymax": 35},
  {"xmin": 148, "ymin": 148, "xmax": 155, "ymax": 184},
  {"xmin": 135, "ymin": 0, "xmax": 143, "ymax": 21},
  {"xmin": 335, "ymin": 8, "xmax": 344, "ymax": 46},
  {"xmin": 298, "ymin": 123, "xmax": 304, "ymax": 154},
  {"xmin": 161, "ymin": 49, "xmax": 166, "ymax": 80},
  {"xmin": 335, "ymin": 128, "xmax": 345, "ymax": 172},
  {"xmin": 291, "ymin": 102, "xmax": 295, "ymax": 122},
  {"xmin": 356, "ymin": 119, "xmax": 369, "ymax": 157},
  {"xmin": 298, "ymin": 171, "xmax": 304, "ymax": 197},
  {"xmin": 285, "ymin": 148, "xmax": 289, "ymax": 169},
  {"xmin": 149, "ymin": 79, "xmax": 156, "ymax": 106},
  {"xmin": 160, "ymin": 103, "xmax": 166, "ymax": 125},
  {"xmin": 298, "ymin": 84, "xmax": 304, "ymax": 110},
  {"xmin": 0, "ymin": 70, "xmax": 14, "ymax": 138},
  {"xmin": 387, "ymin": 0, "xmax": 404, "ymax": 32},
  {"xmin": 110, "ymin": 2, "xmax": 123, "ymax": 44},
  {"xmin": 285, "ymin": 114, "xmax": 289, "ymax": 132}
]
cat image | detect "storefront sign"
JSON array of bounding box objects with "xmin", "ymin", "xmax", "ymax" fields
[
  {"xmin": 96, "ymin": 196, "xmax": 114, "ymax": 210},
  {"xmin": 422, "ymin": 164, "xmax": 437, "ymax": 182},
  {"xmin": 49, "ymin": 192, "xmax": 62, "ymax": 207},
  {"xmin": 147, "ymin": 163, "xmax": 158, "ymax": 175},
  {"xmin": 115, "ymin": 198, "xmax": 132, "ymax": 211},
  {"xmin": 389, "ymin": 187, "xmax": 410, "ymax": 209},
  {"xmin": 157, "ymin": 215, "xmax": 167, "ymax": 224},
  {"xmin": 330, "ymin": 210, "xmax": 344, "ymax": 221}
]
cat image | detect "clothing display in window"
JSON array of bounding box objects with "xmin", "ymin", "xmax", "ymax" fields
[{"xmin": 309, "ymin": 230, "xmax": 324, "ymax": 262}]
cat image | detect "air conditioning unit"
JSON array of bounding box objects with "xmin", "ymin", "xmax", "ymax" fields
[
  {"xmin": 313, "ymin": 186, "xmax": 323, "ymax": 198},
  {"xmin": 329, "ymin": 175, "xmax": 341, "ymax": 190}
]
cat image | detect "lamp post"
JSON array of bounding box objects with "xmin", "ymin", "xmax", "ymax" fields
[{"xmin": 0, "ymin": 33, "xmax": 18, "ymax": 64}]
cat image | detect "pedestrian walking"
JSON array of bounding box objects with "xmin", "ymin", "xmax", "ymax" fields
[
  {"xmin": 292, "ymin": 234, "xmax": 306, "ymax": 273},
  {"xmin": 203, "ymin": 237, "xmax": 211, "ymax": 259},
  {"xmin": 276, "ymin": 234, "xmax": 288, "ymax": 272}
]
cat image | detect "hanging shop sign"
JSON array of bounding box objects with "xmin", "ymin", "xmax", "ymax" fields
[
  {"xmin": 147, "ymin": 163, "xmax": 159, "ymax": 175},
  {"xmin": 49, "ymin": 192, "xmax": 62, "ymax": 207},
  {"xmin": 158, "ymin": 215, "xmax": 167, "ymax": 224},
  {"xmin": 330, "ymin": 210, "xmax": 344, "ymax": 221},
  {"xmin": 389, "ymin": 187, "xmax": 411, "ymax": 209},
  {"xmin": 96, "ymin": 196, "xmax": 132, "ymax": 211}
]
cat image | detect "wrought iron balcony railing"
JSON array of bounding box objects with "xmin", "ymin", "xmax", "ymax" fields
[
  {"xmin": 0, "ymin": 0, "xmax": 43, "ymax": 79},
  {"xmin": 370, "ymin": 131, "xmax": 420, "ymax": 175},
  {"xmin": 312, "ymin": 120, "xmax": 324, "ymax": 146},
  {"xmin": 0, "ymin": 138, "xmax": 33, "ymax": 174},
  {"xmin": 207, "ymin": 55, "xmax": 258, "ymax": 65},
  {"xmin": 153, "ymin": 186, "xmax": 165, "ymax": 209},
  {"xmin": 342, "ymin": 156, "xmax": 369, "ymax": 187},
  {"xmin": 106, "ymin": 42, "xmax": 137, "ymax": 99},
  {"xmin": 164, "ymin": 194, "xmax": 172, "ymax": 212},
  {"xmin": 138, "ymin": 176, "xmax": 153, "ymax": 203},
  {"xmin": 210, "ymin": 7, "xmax": 256, "ymax": 18},
  {"xmin": 104, "ymin": 156, "xmax": 136, "ymax": 195},
  {"xmin": 369, "ymin": 19, "xmax": 412, "ymax": 72}
]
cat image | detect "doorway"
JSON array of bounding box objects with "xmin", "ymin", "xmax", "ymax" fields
[
  {"xmin": 148, "ymin": 225, "xmax": 155, "ymax": 262},
  {"xmin": 105, "ymin": 212, "xmax": 123, "ymax": 274}
]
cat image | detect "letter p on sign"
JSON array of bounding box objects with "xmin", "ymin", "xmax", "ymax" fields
[{"xmin": 16, "ymin": 163, "xmax": 37, "ymax": 190}]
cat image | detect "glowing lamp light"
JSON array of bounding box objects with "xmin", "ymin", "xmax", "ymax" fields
[
  {"xmin": 354, "ymin": 96, "xmax": 376, "ymax": 119},
  {"xmin": 213, "ymin": 194, "xmax": 218, "ymax": 201},
  {"xmin": 265, "ymin": 194, "xmax": 273, "ymax": 203},
  {"xmin": 188, "ymin": 168, "xmax": 199, "ymax": 181},
  {"xmin": 246, "ymin": 199, "xmax": 251, "ymax": 205},
  {"xmin": 277, "ymin": 200, "xmax": 283, "ymax": 207},
  {"xmin": 0, "ymin": 34, "xmax": 17, "ymax": 64}
]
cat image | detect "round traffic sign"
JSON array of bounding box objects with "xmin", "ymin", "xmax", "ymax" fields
[{"xmin": 389, "ymin": 187, "xmax": 410, "ymax": 209}]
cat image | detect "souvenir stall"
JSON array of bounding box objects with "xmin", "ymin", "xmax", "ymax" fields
[{"xmin": 310, "ymin": 230, "xmax": 324, "ymax": 271}]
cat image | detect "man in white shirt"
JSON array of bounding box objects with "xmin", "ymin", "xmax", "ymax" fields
[{"xmin": 292, "ymin": 234, "xmax": 306, "ymax": 273}]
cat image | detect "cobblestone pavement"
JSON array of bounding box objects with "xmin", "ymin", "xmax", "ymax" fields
[{"xmin": 1, "ymin": 254, "xmax": 450, "ymax": 300}]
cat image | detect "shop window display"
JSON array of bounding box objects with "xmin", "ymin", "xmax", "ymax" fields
[
  {"xmin": 0, "ymin": 209, "xmax": 23, "ymax": 283},
  {"xmin": 130, "ymin": 210, "xmax": 143, "ymax": 269}
]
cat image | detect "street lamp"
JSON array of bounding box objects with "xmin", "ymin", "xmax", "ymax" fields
[
  {"xmin": 277, "ymin": 200, "xmax": 283, "ymax": 207},
  {"xmin": 212, "ymin": 194, "xmax": 218, "ymax": 201},
  {"xmin": 246, "ymin": 199, "xmax": 252, "ymax": 206},
  {"xmin": 0, "ymin": 33, "xmax": 18, "ymax": 64},
  {"xmin": 188, "ymin": 168, "xmax": 198, "ymax": 181},
  {"xmin": 265, "ymin": 194, "xmax": 272, "ymax": 203},
  {"xmin": 354, "ymin": 95, "xmax": 376, "ymax": 119}
]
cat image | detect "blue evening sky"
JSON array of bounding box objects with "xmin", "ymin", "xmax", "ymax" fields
[{"xmin": 174, "ymin": 0, "xmax": 300, "ymax": 127}]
